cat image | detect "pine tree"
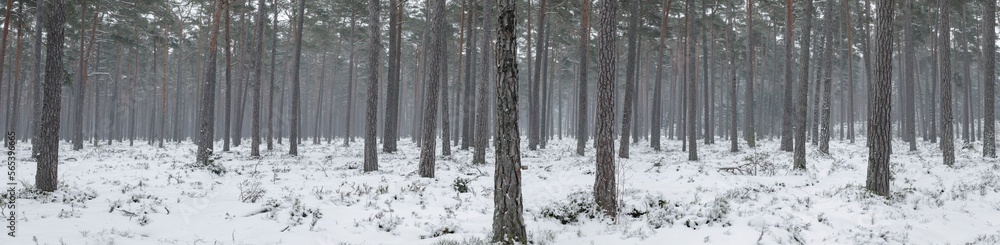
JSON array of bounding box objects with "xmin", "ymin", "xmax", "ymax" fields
[
  {"xmin": 618, "ymin": 0, "xmax": 639, "ymax": 158},
  {"xmin": 983, "ymin": 0, "xmax": 996, "ymax": 158},
  {"xmin": 938, "ymin": 0, "xmax": 954, "ymax": 166},
  {"xmin": 36, "ymin": 0, "xmax": 67, "ymax": 192},
  {"xmin": 793, "ymin": 0, "xmax": 814, "ymax": 171},
  {"xmin": 651, "ymin": 0, "xmax": 671, "ymax": 151},
  {"xmin": 576, "ymin": 0, "xmax": 591, "ymax": 156},
  {"xmin": 867, "ymin": 0, "xmax": 895, "ymax": 197},
  {"xmin": 384, "ymin": 0, "xmax": 403, "ymax": 153},
  {"xmin": 491, "ymin": 1, "xmax": 527, "ymax": 242},
  {"xmin": 473, "ymin": 0, "xmax": 495, "ymax": 165},
  {"xmin": 780, "ymin": 0, "xmax": 794, "ymax": 152},
  {"xmin": 364, "ymin": 0, "xmax": 381, "ymax": 171},
  {"xmin": 289, "ymin": 0, "xmax": 305, "ymax": 155},
  {"xmin": 594, "ymin": 0, "xmax": 618, "ymax": 218},
  {"xmin": 419, "ymin": 0, "xmax": 446, "ymax": 178}
]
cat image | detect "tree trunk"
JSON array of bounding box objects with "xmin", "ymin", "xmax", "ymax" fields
[
  {"xmin": 819, "ymin": 0, "xmax": 836, "ymax": 154},
  {"xmin": 686, "ymin": 0, "xmax": 698, "ymax": 160},
  {"xmin": 780, "ymin": 0, "xmax": 794, "ymax": 151},
  {"xmin": 418, "ymin": 0, "xmax": 446, "ymax": 178},
  {"xmin": 73, "ymin": 3, "xmax": 99, "ymax": 151},
  {"xmin": 288, "ymin": 0, "xmax": 305, "ymax": 155},
  {"xmin": 528, "ymin": 0, "xmax": 546, "ymax": 151},
  {"xmin": 36, "ymin": 0, "xmax": 67, "ymax": 192},
  {"xmin": 364, "ymin": 0, "xmax": 381, "ymax": 171},
  {"xmin": 728, "ymin": 12, "xmax": 739, "ymax": 153},
  {"xmin": 938, "ymin": 0, "xmax": 953, "ymax": 166},
  {"xmin": 618, "ymin": 0, "xmax": 639, "ymax": 158},
  {"xmin": 384, "ymin": 0, "xmax": 403, "ymax": 153},
  {"xmin": 867, "ymin": 0, "xmax": 895, "ymax": 197},
  {"xmin": 222, "ymin": 1, "xmax": 233, "ymax": 151},
  {"xmin": 594, "ymin": 0, "xmax": 618, "ymax": 219},
  {"xmin": 984, "ymin": 0, "xmax": 997, "ymax": 158},
  {"xmin": 651, "ymin": 0, "xmax": 671, "ymax": 152},
  {"xmin": 461, "ymin": 1, "xmax": 476, "ymax": 151},
  {"xmin": 31, "ymin": 2, "xmax": 43, "ymax": 157},
  {"xmin": 474, "ymin": 0, "xmax": 495, "ymax": 165},
  {"xmin": 793, "ymin": 0, "xmax": 814, "ymax": 170},
  {"xmin": 344, "ymin": 11, "xmax": 357, "ymax": 147},
  {"xmin": 743, "ymin": 0, "xmax": 755, "ymax": 148},
  {"xmin": 249, "ymin": 0, "xmax": 266, "ymax": 156},
  {"xmin": 576, "ymin": 0, "xmax": 591, "ymax": 156},
  {"xmin": 492, "ymin": 0, "xmax": 527, "ymax": 241},
  {"xmin": 902, "ymin": 0, "xmax": 916, "ymax": 151},
  {"xmin": 267, "ymin": 0, "xmax": 278, "ymax": 150}
]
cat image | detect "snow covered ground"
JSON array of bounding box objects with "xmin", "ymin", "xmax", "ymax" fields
[{"xmin": 4, "ymin": 137, "xmax": 1000, "ymax": 244}]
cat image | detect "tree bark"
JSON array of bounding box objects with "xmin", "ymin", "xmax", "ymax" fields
[
  {"xmin": 364, "ymin": 0, "xmax": 381, "ymax": 171},
  {"xmin": 984, "ymin": 0, "xmax": 997, "ymax": 158},
  {"xmin": 491, "ymin": 0, "xmax": 527, "ymax": 242},
  {"xmin": 288, "ymin": 0, "xmax": 305, "ymax": 155},
  {"xmin": 36, "ymin": 0, "xmax": 67, "ymax": 192},
  {"xmin": 384, "ymin": 0, "xmax": 403, "ymax": 153},
  {"xmin": 903, "ymin": 0, "xmax": 916, "ymax": 151},
  {"xmin": 267, "ymin": 0, "xmax": 278, "ymax": 150},
  {"xmin": 474, "ymin": 0, "xmax": 496, "ymax": 165},
  {"xmin": 867, "ymin": 0, "xmax": 895, "ymax": 197},
  {"xmin": 794, "ymin": 0, "xmax": 814, "ymax": 171},
  {"xmin": 686, "ymin": 0, "xmax": 698, "ymax": 160},
  {"xmin": 418, "ymin": 0, "xmax": 446, "ymax": 178},
  {"xmin": 651, "ymin": 0, "xmax": 671, "ymax": 152},
  {"xmin": 780, "ymin": 0, "xmax": 794, "ymax": 152},
  {"xmin": 618, "ymin": 0, "xmax": 639, "ymax": 158},
  {"xmin": 528, "ymin": 0, "xmax": 546, "ymax": 151},
  {"xmin": 938, "ymin": 0, "xmax": 953, "ymax": 166},
  {"xmin": 819, "ymin": 0, "xmax": 836, "ymax": 154},
  {"xmin": 594, "ymin": 0, "xmax": 618, "ymax": 219}
]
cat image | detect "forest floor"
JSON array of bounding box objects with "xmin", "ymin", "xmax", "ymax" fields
[{"xmin": 4, "ymin": 137, "xmax": 1000, "ymax": 244}]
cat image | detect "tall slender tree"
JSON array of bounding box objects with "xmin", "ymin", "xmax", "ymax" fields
[
  {"xmin": 983, "ymin": 0, "xmax": 997, "ymax": 158},
  {"xmin": 384, "ymin": 0, "xmax": 403, "ymax": 153},
  {"xmin": 197, "ymin": 0, "xmax": 224, "ymax": 165},
  {"xmin": 576, "ymin": 0, "xmax": 591, "ymax": 156},
  {"xmin": 250, "ymin": 0, "xmax": 266, "ymax": 157},
  {"xmin": 651, "ymin": 0, "xmax": 672, "ymax": 152},
  {"xmin": 793, "ymin": 0, "xmax": 814, "ymax": 170},
  {"xmin": 364, "ymin": 0, "xmax": 381, "ymax": 171},
  {"xmin": 780, "ymin": 0, "xmax": 794, "ymax": 152},
  {"xmin": 744, "ymin": 0, "xmax": 756, "ymax": 148},
  {"xmin": 419, "ymin": 0, "xmax": 446, "ymax": 178},
  {"xmin": 867, "ymin": 0, "xmax": 895, "ymax": 197},
  {"xmin": 686, "ymin": 0, "xmax": 698, "ymax": 160},
  {"xmin": 289, "ymin": 0, "xmax": 305, "ymax": 155},
  {"xmin": 594, "ymin": 0, "xmax": 618, "ymax": 218},
  {"xmin": 819, "ymin": 0, "xmax": 836, "ymax": 154},
  {"xmin": 267, "ymin": 0, "xmax": 278, "ymax": 151},
  {"xmin": 938, "ymin": 0, "xmax": 954, "ymax": 166},
  {"xmin": 902, "ymin": 0, "xmax": 916, "ymax": 151},
  {"xmin": 474, "ymin": 0, "xmax": 496, "ymax": 165},
  {"xmin": 618, "ymin": 0, "xmax": 639, "ymax": 158}
]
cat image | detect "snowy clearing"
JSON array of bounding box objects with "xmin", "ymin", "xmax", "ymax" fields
[{"xmin": 4, "ymin": 138, "xmax": 1000, "ymax": 244}]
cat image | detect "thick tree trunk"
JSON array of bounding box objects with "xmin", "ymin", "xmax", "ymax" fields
[
  {"xmin": 418, "ymin": 0, "xmax": 446, "ymax": 178},
  {"xmin": 594, "ymin": 0, "xmax": 618, "ymax": 219},
  {"xmin": 867, "ymin": 0, "xmax": 895, "ymax": 197},
  {"xmin": 36, "ymin": 0, "xmax": 67, "ymax": 192},
  {"xmin": 492, "ymin": 1, "xmax": 527, "ymax": 242}
]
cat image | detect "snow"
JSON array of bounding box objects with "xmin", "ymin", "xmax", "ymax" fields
[{"xmin": 3, "ymin": 137, "xmax": 1000, "ymax": 244}]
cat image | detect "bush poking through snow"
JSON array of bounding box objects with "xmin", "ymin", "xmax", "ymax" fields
[
  {"xmin": 539, "ymin": 192, "xmax": 599, "ymax": 224},
  {"xmin": 288, "ymin": 198, "xmax": 323, "ymax": 230},
  {"xmin": 240, "ymin": 178, "xmax": 266, "ymax": 203},
  {"xmin": 723, "ymin": 153, "xmax": 776, "ymax": 176},
  {"xmin": 452, "ymin": 177, "xmax": 471, "ymax": 193}
]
